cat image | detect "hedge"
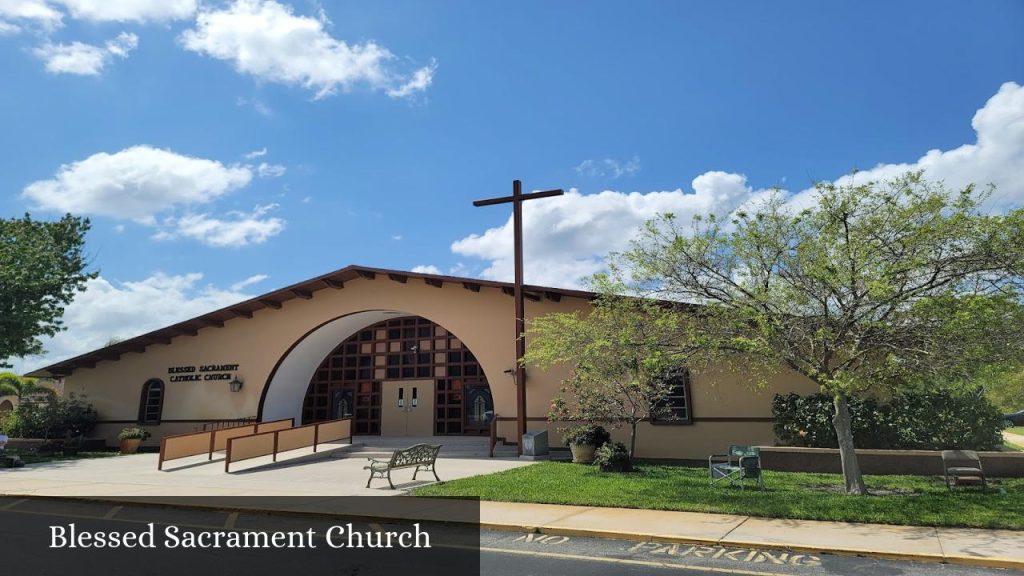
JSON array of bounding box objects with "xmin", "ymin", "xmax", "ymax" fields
[{"xmin": 772, "ymin": 389, "xmax": 1004, "ymax": 451}]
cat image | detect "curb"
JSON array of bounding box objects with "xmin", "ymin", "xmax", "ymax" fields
[{"xmin": 3, "ymin": 493, "xmax": 1020, "ymax": 570}]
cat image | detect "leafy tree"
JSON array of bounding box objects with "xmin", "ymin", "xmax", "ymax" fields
[
  {"xmin": 973, "ymin": 363, "xmax": 1024, "ymax": 413},
  {"xmin": 619, "ymin": 172, "xmax": 1024, "ymax": 494},
  {"xmin": 0, "ymin": 214, "xmax": 95, "ymax": 368},
  {"xmin": 0, "ymin": 372, "xmax": 56, "ymax": 398},
  {"xmin": 525, "ymin": 282, "xmax": 695, "ymax": 457}
]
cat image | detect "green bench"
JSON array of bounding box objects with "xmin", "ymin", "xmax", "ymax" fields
[{"xmin": 364, "ymin": 443, "xmax": 442, "ymax": 489}]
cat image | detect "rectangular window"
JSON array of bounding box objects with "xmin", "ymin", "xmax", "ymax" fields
[{"xmin": 652, "ymin": 368, "xmax": 693, "ymax": 425}]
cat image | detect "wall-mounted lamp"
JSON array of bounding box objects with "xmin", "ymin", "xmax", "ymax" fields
[
  {"xmin": 504, "ymin": 368, "xmax": 517, "ymax": 386},
  {"xmin": 229, "ymin": 377, "xmax": 244, "ymax": 393}
]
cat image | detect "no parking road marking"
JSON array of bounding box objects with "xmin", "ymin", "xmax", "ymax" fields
[{"xmin": 628, "ymin": 542, "xmax": 822, "ymax": 567}]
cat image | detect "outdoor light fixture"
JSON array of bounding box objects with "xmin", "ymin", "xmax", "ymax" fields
[
  {"xmin": 229, "ymin": 377, "xmax": 244, "ymax": 393},
  {"xmin": 504, "ymin": 368, "xmax": 517, "ymax": 386}
]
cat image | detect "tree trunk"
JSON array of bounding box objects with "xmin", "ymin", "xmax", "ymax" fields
[
  {"xmin": 832, "ymin": 393, "xmax": 868, "ymax": 495},
  {"xmin": 629, "ymin": 421, "xmax": 638, "ymax": 459}
]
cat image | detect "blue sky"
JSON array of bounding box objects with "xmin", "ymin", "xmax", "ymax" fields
[{"xmin": 2, "ymin": 0, "xmax": 1023, "ymax": 371}]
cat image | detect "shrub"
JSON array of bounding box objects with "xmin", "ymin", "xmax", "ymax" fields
[
  {"xmin": 593, "ymin": 442, "xmax": 632, "ymax": 472},
  {"xmin": 118, "ymin": 427, "xmax": 151, "ymax": 441},
  {"xmin": 563, "ymin": 424, "xmax": 611, "ymax": 447},
  {"xmin": 773, "ymin": 388, "xmax": 1004, "ymax": 450},
  {"xmin": 0, "ymin": 394, "xmax": 96, "ymax": 439}
]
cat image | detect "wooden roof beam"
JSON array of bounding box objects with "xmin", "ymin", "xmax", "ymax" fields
[
  {"xmin": 425, "ymin": 278, "xmax": 443, "ymax": 288},
  {"xmin": 356, "ymin": 270, "xmax": 376, "ymax": 280},
  {"xmin": 388, "ymin": 273, "xmax": 408, "ymax": 284},
  {"xmin": 291, "ymin": 288, "xmax": 314, "ymax": 300},
  {"xmin": 463, "ymin": 282, "xmax": 481, "ymax": 292},
  {"xmin": 197, "ymin": 318, "xmax": 224, "ymax": 328},
  {"xmin": 260, "ymin": 299, "xmax": 282, "ymax": 309},
  {"xmin": 544, "ymin": 291, "xmax": 562, "ymax": 302},
  {"xmin": 229, "ymin": 308, "xmax": 253, "ymax": 319},
  {"xmin": 322, "ymin": 278, "xmax": 345, "ymax": 289}
]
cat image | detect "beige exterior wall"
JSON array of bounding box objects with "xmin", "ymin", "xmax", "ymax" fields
[{"xmin": 60, "ymin": 275, "xmax": 820, "ymax": 456}]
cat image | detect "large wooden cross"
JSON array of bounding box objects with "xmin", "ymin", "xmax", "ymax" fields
[{"xmin": 474, "ymin": 180, "xmax": 563, "ymax": 454}]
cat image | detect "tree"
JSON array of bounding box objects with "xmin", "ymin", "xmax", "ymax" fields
[
  {"xmin": 619, "ymin": 172, "xmax": 1024, "ymax": 494},
  {"xmin": 0, "ymin": 372, "xmax": 55, "ymax": 398},
  {"xmin": 525, "ymin": 281, "xmax": 696, "ymax": 457},
  {"xmin": 0, "ymin": 214, "xmax": 95, "ymax": 368}
]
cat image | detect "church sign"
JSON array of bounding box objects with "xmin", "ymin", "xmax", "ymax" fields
[{"xmin": 167, "ymin": 364, "xmax": 240, "ymax": 383}]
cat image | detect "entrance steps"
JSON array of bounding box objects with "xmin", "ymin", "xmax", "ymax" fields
[{"xmin": 333, "ymin": 436, "xmax": 520, "ymax": 459}]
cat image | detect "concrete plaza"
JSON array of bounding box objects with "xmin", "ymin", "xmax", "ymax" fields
[{"xmin": 0, "ymin": 436, "xmax": 530, "ymax": 497}]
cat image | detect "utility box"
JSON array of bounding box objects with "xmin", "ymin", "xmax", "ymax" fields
[{"xmin": 521, "ymin": 429, "xmax": 550, "ymax": 460}]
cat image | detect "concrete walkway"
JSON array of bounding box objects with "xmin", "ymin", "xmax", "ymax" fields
[
  {"xmin": 0, "ymin": 444, "xmax": 531, "ymax": 497},
  {"xmin": 1004, "ymin": 430, "xmax": 1024, "ymax": 447}
]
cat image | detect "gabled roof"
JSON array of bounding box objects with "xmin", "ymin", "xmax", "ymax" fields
[{"xmin": 26, "ymin": 265, "xmax": 597, "ymax": 378}]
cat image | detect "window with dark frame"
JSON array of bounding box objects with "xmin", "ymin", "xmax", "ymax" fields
[
  {"xmin": 651, "ymin": 367, "xmax": 692, "ymax": 425},
  {"xmin": 138, "ymin": 378, "xmax": 165, "ymax": 424}
]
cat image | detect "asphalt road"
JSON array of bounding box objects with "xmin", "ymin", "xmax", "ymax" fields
[{"xmin": 0, "ymin": 496, "xmax": 1012, "ymax": 576}]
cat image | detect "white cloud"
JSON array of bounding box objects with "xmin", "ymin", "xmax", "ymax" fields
[
  {"xmin": 243, "ymin": 147, "xmax": 268, "ymax": 159},
  {"xmin": 391, "ymin": 234, "xmax": 402, "ymax": 241},
  {"xmin": 51, "ymin": 0, "xmax": 196, "ymax": 23},
  {"xmin": 256, "ymin": 162, "xmax": 286, "ymax": 178},
  {"xmin": 386, "ymin": 60, "xmax": 436, "ymax": 98},
  {"xmin": 179, "ymin": 0, "xmax": 436, "ymax": 99},
  {"xmin": 32, "ymin": 31, "xmax": 137, "ymax": 75},
  {"xmin": 14, "ymin": 272, "xmax": 253, "ymax": 375},
  {"xmin": 154, "ymin": 204, "xmax": 285, "ymax": 247},
  {"xmin": 0, "ymin": 0, "xmax": 63, "ymax": 31},
  {"xmin": 24, "ymin": 145, "xmax": 253, "ymax": 223},
  {"xmin": 453, "ymin": 82, "xmax": 1024, "ymax": 289},
  {"xmin": 452, "ymin": 175, "xmax": 758, "ymax": 288},
  {"xmin": 575, "ymin": 156, "xmax": 641, "ymax": 179},
  {"xmin": 230, "ymin": 273, "xmax": 269, "ymax": 291},
  {"xmin": 411, "ymin": 265, "xmax": 441, "ymax": 275},
  {"xmin": 236, "ymin": 96, "xmax": 272, "ymax": 116},
  {"xmin": 0, "ymin": 19, "xmax": 20, "ymax": 34},
  {"xmin": 788, "ymin": 81, "xmax": 1024, "ymax": 212}
]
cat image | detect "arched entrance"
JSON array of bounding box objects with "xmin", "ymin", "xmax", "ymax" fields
[
  {"xmin": 302, "ymin": 315, "xmax": 494, "ymax": 436},
  {"xmin": 258, "ymin": 310, "xmax": 496, "ymax": 437}
]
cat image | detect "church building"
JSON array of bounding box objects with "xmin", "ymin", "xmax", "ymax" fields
[{"xmin": 26, "ymin": 265, "xmax": 818, "ymax": 459}]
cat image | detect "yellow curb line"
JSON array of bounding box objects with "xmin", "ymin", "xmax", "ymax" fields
[{"xmin": 7, "ymin": 494, "xmax": 1021, "ymax": 570}]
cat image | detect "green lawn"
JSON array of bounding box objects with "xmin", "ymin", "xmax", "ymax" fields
[
  {"xmin": 1008, "ymin": 426, "xmax": 1024, "ymax": 436},
  {"xmin": 412, "ymin": 461, "xmax": 1024, "ymax": 530}
]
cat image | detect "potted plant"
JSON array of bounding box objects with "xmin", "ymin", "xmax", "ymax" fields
[
  {"xmin": 563, "ymin": 424, "xmax": 611, "ymax": 464},
  {"xmin": 118, "ymin": 427, "xmax": 151, "ymax": 454}
]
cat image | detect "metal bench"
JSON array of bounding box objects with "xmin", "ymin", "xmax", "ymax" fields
[{"xmin": 364, "ymin": 443, "xmax": 442, "ymax": 489}]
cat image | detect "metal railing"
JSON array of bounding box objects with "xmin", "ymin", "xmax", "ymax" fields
[{"xmin": 224, "ymin": 418, "xmax": 353, "ymax": 473}]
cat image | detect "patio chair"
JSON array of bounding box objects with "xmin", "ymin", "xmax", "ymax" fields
[
  {"xmin": 942, "ymin": 450, "xmax": 987, "ymax": 490},
  {"xmin": 709, "ymin": 445, "xmax": 763, "ymax": 490}
]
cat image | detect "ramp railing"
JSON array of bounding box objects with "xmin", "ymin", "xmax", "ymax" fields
[
  {"xmin": 224, "ymin": 417, "xmax": 353, "ymax": 472},
  {"xmin": 158, "ymin": 418, "xmax": 294, "ymax": 470}
]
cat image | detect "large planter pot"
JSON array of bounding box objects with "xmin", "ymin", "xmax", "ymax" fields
[
  {"xmin": 570, "ymin": 443, "xmax": 597, "ymax": 464},
  {"xmin": 119, "ymin": 438, "xmax": 142, "ymax": 454}
]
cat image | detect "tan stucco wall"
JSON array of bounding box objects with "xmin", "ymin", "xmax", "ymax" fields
[{"xmin": 60, "ymin": 275, "xmax": 820, "ymax": 456}]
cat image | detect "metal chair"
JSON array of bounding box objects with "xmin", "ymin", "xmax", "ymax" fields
[
  {"xmin": 709, "ymin": 445, "xmax": 763, "ymax": 490},
  {"xmin": 942, "ymin": 450, "xmax": 987, "ymax": 490}
]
